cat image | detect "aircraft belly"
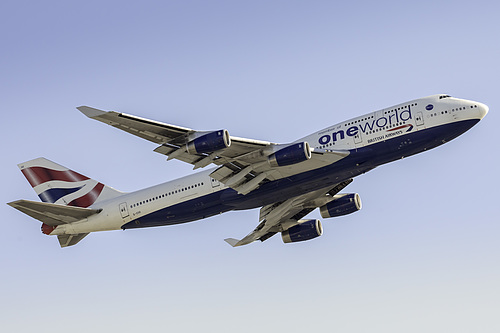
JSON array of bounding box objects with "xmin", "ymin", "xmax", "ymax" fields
[
  {"xmin": 122, "ymin": 191, "xmax": 231, "ymax": 229},
  {"xmin": 122, "ymin": 119, "xmax": 479, "ymax": 230}
]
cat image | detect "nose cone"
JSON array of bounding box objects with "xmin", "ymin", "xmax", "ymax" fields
[{"xmin": 477, "ymin": 102, "xmax": 489, "ymax": 119}]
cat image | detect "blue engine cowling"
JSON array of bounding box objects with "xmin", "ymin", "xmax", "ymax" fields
[
  {"xmin": 268, "ymin": 142, "xmax": 311, "ymax": 167},
  {"xmin": 281, "ymin": 219, "xmax": 323, "ymax": 244},
  {"xmin": 320, "ymin": 193, "xmax": 362, "ymax": 218},
  {"xmin": 186, "ymin": 130, "xmax": 231, "ymax": 154}
]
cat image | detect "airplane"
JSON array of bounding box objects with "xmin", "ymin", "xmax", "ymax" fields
[{"xmin": 8, "ymin": 94, "xmax": 488, "ymax": 248}]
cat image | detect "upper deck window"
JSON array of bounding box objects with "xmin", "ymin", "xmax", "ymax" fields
[{"xmin": 439, "ymin": 95, "xmax": 451, "ymax": 99}]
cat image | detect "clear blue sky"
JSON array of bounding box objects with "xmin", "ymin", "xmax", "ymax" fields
[{"xmin": 2, "ymin": 1, "xmax": 499, "ymax": 332}]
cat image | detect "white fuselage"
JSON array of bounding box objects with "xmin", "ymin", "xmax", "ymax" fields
[{"xmin": 51, "ymin": 95, "xmax": 488, "ymax": 236}]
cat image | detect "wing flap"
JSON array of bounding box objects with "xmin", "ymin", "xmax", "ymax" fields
[
  {"xmin": 210, "ymin": 150, "xmax": 350, "ymax": 193},
  {"xmin": 8, "ymin": 200, "xmax": 101, "ymax": 226}
]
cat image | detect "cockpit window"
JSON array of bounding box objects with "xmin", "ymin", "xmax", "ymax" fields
[{"xmin": 439, "ymin": 95, "xmax": 451, "ymax": 99}]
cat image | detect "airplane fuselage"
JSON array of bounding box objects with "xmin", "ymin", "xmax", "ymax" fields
[{"xmin": 51, "ymin": 94, "xmax": 488, "ymax": 236}]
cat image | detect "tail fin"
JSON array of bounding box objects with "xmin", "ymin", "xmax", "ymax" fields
[{"xmin": 18, "ymin": 157, "xmax": 124, "ymax": 207}]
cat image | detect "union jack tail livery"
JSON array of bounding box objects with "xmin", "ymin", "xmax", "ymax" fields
[
  {"xmin": 18, "ymin": 157, "xmax": 122, "ymax": 207},
  {"xmin": 8, "ymin": 158, "xmax": 124, "ymax": 247}
]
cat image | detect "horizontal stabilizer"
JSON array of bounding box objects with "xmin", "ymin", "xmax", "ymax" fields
[{"xmin": 7, "ymin": 200, "xmax": 101, "ymax": 226}]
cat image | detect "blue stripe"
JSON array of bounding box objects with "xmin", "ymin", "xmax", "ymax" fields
[{"xmin": 38, "ymin": 186, "xmax": 83, "ymax": 203}]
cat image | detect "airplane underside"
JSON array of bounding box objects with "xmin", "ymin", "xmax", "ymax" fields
[{"xmin": 121, "ymin": 118, "xmax": 479, "ymax": 230}]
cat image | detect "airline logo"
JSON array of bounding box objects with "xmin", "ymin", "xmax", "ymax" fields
[
  {"xmin": 318, "ymin": 107, "xmax": 413, "ymax": 145},
  {"xmin": 21, "ymin": 166, "xmax": 104, "ymax": 208}
]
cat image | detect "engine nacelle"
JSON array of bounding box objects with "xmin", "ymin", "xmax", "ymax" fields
[
  {"xmin": 268, "ymin": 142, "xmax": 311, "ymax": 167},
  {"xmin": 186, "ymin": 130, "xmax": 231, "ymax": 154},
  {"xmin": 320, "ymin": 193, "xmax": 361, "ymax": 218},
  {"xmin": 281, "ymin": 219, "xmax": 323, "ymax": 244}
]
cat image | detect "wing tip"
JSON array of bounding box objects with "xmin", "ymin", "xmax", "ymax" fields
[
  {"xmin": 77, "ymin": 106, "xmax": 107, "ymax": 118},
  {"xmin": 58, "ymin": 233, "xmax": 89, "ymax": 247},
  {"xmin": 224, "ymin": 238, "xmax": 241, "ymax": 247}
]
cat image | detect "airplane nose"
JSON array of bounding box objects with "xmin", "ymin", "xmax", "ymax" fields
[{"xmin": 477, "ymin": 102, "xmax": 489, "ymax": 119}]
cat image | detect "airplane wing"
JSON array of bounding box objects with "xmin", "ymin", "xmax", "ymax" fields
[
  {"xmin": 78, "ymin": 106, "xmax": 350, "ymax": 194},
  {"xmin": 225, "ymin": 179, "xmax": 353, "ymax": 247}
]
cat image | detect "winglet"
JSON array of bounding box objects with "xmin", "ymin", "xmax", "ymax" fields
[
  {"xmin": 77, "ymin": 106, "xmax": 108, "ymax": 119},
  {"xmin": 224, "ymin": 238, "xmax": 241, "ymax": 247}
]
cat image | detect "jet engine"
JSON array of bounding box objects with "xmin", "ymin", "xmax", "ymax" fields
[
  {"xmin": 268, "ymin": 142, "xmax": 312, "ymax": 167},
  {"xmin": 281, "ymin": 219, "xmax": 323, "ymax": 243},
  {"xmin": 320, "ymin": 193, "xmax": 361, "ymax": 218},
  {"xmin": 187, "ymin": 130, "xmax": 231, "ymax": 154}
]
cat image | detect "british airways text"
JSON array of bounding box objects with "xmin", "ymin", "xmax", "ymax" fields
[{"xmin": 318, "ymin": 107, "xmax": 413, "ymax": 145}]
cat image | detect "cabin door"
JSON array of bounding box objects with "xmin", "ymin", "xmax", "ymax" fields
[
  {"xmin": 119, "ymin": 202, "xmax": 129, "ymax": 219},
  {"xmin": 354, "ymin": 131, "xmax": 362, "ymax": 144},
  {"xmin": 211, "ymin": 177, "xmax": 221, "ymax": 188},
  {"xmin": 415, "ymin": 112, "xmax": 424, "ymax": 126}
]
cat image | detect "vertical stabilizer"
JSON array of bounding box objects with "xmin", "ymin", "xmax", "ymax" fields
[{"xmin": 18, "ymin": 158, "xmax": 124, "ymax": 207}]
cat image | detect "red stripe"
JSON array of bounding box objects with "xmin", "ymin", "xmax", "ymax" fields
[
  {"xmin": 387, "ymin": 125, "xmax": 409, "ymax": 132},
  {"xmin": 68, "ymin": 183, "xmax": 104, "ymax": 208},
  {"xmin": 21, "ymin": 167, "xmax": 89, "ymax": 188}
]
